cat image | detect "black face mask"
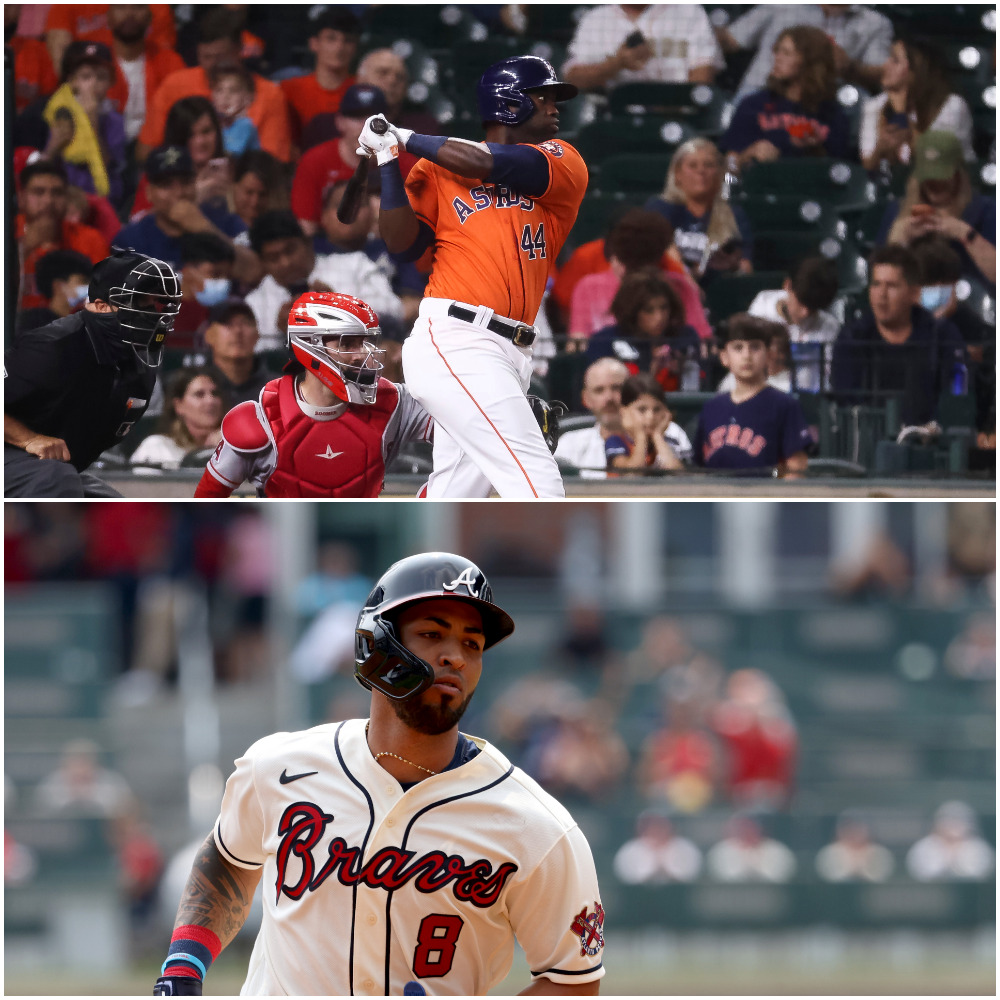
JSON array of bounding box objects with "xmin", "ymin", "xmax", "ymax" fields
[{"xmin": 84, "ymin": 310, "xmax": 133, "ymax": 362}]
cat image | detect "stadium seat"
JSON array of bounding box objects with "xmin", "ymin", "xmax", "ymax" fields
[
  {"xmin": 523, "ymin": 5, "xmax": 589, "ymax": 44},
  {"xmin": 751, "ymin": 231, "xmax": 867, "ymax": 294},
  {"xmin": 851, "ymin": 198, "xmax": 895, "ymax": 251},
  {"xmin": 546, "ymin": 351, "xmax": 591, "ymax": 410},
  {"xmin": 362, "ymin": 6, "xmax": 487, "ymax": 52},
  {"xmin": 562, "ymin": 192, "xmax": 646, "ymax": 255},
  {"xmin": 739, "ymin": 158, "xmax": 878, "ymax": 218},
  {"xmin": 589, "ymin": 152, "xmax": 673, "ymax": 198},
  {"xmin": 703, "ymin": 270, "xmax": 786, "ymax": 322},
  {"xmin": 607, "ymin": 82, "xmax": 731, "ymax": 135},
  {"xmin": 571, "ymin": 116, "xmax": 696, "ymax": 165},
  {"xmin": 736, "ymin": 193, "xmax": 844, "ymax": 235}
]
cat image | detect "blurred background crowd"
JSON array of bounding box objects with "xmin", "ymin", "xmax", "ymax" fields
[
  {"xmin": 5, "ymin": 3, "xmax": 996, "ymax": 482},
  {"xmin": 4, "ymin": 500, "xmax": 995, "ymax": 990}
]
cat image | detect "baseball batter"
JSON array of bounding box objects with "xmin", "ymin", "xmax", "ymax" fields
[
  {"xmin": 154, "ymin": 553, "xmax": 605, "ymax": 997},
  {"xmin": 194, "ymin": 291, "xmax": 432, "ymax": 497},
  {"xmin": 356, "ymin": 56, "xmax": 588, "ymax": 498}
]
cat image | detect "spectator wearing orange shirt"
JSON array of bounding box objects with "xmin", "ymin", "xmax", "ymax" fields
[
  {"xmin": 137, "ymin": 8, "xmax": 292, "ymax": 163},
  {"xmin": 280, "ymin": 9, "xmax": 360, "ymax": 146},
  {"xmin": 104, "ymin": 4, "xmax": 185, "ymax": 143},
  {"xmin": 7, "ymin": 5, "xmax": 58, "ymax": 114},
  {"xmin": 44, "ymin": 3, "xmax": 176, "ymax": 73},
  {"xmin": 15, "ymin": 159, "xmax": 111, "ymax": 311}
]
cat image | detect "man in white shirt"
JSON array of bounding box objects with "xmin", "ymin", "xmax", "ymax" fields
[
  {"xmin": 563, "ymin": 4, "xmax": 724, "ymax": 92},
  {"xmin": 554, "ymin": 357, "xmax": 628, "ymax": 477},
  {"xmin": 246, "ymin": 209, "xmax": 402, "ymax": 350}
]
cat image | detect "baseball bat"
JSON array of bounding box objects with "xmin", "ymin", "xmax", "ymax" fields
[{"xmin": 337, "ymin": 118, "xmax": 388, "ymax": 224}]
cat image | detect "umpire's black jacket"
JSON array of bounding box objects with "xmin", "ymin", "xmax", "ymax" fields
[{"xmin": 5, "ymin": 312, "xmax": 157, "ymax": 472}]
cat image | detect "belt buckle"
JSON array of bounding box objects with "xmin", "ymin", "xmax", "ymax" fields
[{"xmin": 511, "ymin": 323, "xmax": 533, "ymax": 347}]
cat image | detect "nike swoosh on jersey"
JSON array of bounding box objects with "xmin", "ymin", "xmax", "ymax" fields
[
  {"xmin": 279, "ymin": 769, "xmax": 318, "ymax": 784},
  {"xmin": 316, "ymin": 445, "xmax": 343, "ymax": 459}
]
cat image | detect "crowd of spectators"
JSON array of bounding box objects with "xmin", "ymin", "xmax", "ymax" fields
[{"xmin": 6, "ymin": 3, "xmax": 995, "ymax": 483}]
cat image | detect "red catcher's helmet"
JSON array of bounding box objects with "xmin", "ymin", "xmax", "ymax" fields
[{"xmin": 287, "ymin": 291, "xmax": 384, "ymax": 404}]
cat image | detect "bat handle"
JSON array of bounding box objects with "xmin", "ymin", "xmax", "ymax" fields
[{"xmin": 371, "ymin": 118, "xmax": 389, "ymax": 135}]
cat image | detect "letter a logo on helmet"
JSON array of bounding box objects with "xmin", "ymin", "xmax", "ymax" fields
[
  {"xmin": 442, "ymin": 566, "xmax": 481, "ymax": 598},
  {"xmin": 354, "ymin": 552, "xmax": 514, "ymax": 701}
]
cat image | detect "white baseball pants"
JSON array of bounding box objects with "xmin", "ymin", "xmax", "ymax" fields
[{"xmin": 402, "ymin": 298, "xmax": 565, "ymax": 498}]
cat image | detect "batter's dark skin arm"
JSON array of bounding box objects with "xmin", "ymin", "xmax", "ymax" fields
[
  {"xmin": 171, "ymin": 833, "xmax": 262, "ymax": 947},
  {"xmin": 378, "ymin": 141, "xmax": 495, "ymax": 255},
  {"xmin": 379, "ymin": 92, "xmax": 559, "ymax": 255}
]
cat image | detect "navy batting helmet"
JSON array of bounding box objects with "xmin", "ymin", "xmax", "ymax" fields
[
  {"xmin": 476, "ymin": 55, "xmax": 578, "ymax": 127},
  {"xmin": 354, "ymin": 552, "xmax": 514, "ymax": 701}
]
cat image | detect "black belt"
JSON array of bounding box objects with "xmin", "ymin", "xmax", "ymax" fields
[{"xmin": 447, "ymin": 304, "xmax": 536, "ymax": 347}]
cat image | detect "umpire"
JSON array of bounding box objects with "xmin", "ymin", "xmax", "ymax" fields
[{"xmin": 4, "ymin": 249, "xmax": 182, "ymax": 497}]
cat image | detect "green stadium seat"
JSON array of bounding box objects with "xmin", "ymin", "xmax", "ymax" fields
[
  {"xmin": 607, "ymin": 82, "xmax": 731, "ymax": 135},
  {"xmin": 739, "ymin": 158, "xmax": 878, "ymax": 218},
  {"xmin": 571, "ymin": 116, "xmax": 696, "ymax": 166},
  {"xmin": 736, "ymin": 193, "xmax": 844, "ymax": 235},
  {"xmin": 851, "ymin": 199, "xmax": 894, "ymax": 250},
  {"xmin": 589, "ymin": 153, "xmax": 673, "ymax": 198},
  {"xmin": 703, "ymin": 270, "xmax": 786, "ymax": 323},
  {"xmin": 562, "ymin": 192, "xmax": 646, "ymax": 255},
  {"xmin": 752, "ymin": 231, "xmax": 868, "ymax": 295},
  {"xmin": 546, "ymin": 351, "xmax": 591, "ymax": 409},
  {"xmin": 362, "ymin": 7, "xmax": 487, "ymax": 53}
]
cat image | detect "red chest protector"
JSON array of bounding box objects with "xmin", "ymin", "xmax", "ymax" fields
[{"xmin": 259, "ymin": 376, "xmax": 400, "ymax": 498}]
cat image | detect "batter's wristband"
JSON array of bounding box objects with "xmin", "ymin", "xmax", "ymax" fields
[
  {"xmin": 379, "ymin": 161, "xmax": 410, "ymax": 211},
  {"xmin": 161, "ymin": 924, "xmax": 222, "ymax": 981},
  {"xmin": 405, "ymin": 133, "xmax": 448, "ymax": 161}
]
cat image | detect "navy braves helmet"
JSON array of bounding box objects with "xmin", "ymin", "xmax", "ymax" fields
[
  {"xmin": 354, "ymin": 552, "xmax": 514, "ymax": 700},
  {"xmin": 476, "ymin": 55, "xmax": 578, "ymax": 127}
]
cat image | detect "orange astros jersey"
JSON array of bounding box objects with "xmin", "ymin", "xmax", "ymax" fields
[{"xmin": 406, "ymin": 140, "xmax": 588, "ymax": 325}]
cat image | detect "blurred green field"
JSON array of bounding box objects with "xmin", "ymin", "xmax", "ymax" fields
[{"xmin": 4, "ymin": 932, "xmax": 995, "ymax": 996}]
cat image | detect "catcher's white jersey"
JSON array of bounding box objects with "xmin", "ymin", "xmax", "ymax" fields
[{"xmin": 215, "ymin": 717, "xmax": 606, "ymax": 996}]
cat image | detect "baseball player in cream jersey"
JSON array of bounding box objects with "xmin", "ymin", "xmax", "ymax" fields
[
  {"xmin": 356, "ymin": 56, "xmax": 588, "ymax": 498},
  {"xmin": 154, "ymin": 552, "xmax": 605, "ymax": 997}
]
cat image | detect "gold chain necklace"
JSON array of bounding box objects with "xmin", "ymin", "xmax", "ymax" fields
[{"xmin": 365, "ymin": 723, "xmax": 438, "ymax": 776}]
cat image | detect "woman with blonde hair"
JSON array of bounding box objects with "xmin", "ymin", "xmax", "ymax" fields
[
  {"xmin": 646, "ymin": 137, "xmax": 754, "ymax": 282},
  {"xmin": 130, "ymin": 368, "xmax": 225, "ymax": 469},
  {"xmin": 720, "ymin": 25, "xmax": 850, "ymax": 168}
]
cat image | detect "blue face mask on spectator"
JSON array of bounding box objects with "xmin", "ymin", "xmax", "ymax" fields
[
  {"xmin": 195, "ymin": 277, "xmax": 231, "ymax": 307},
  {"xmin": 920, "ymin": 284, "xmax": 952, "ymax": 312},
  {"xmin": 67, "ymin": 284, "xmax": 89, "ymax": 308}
]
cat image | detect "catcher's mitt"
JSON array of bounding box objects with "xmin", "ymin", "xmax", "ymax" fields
[{"xmin": 527, "ymin": 395, "xmax": 568, "ymax": 454}]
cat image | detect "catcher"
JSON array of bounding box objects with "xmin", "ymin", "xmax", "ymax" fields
[{"xmin": 194, "ymin": 291, "xmax": 433, "ymax": 497}]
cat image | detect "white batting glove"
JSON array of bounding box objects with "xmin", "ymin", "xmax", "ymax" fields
[{"xmin": 356, "ymin": 116, "xmax": 406, "ymax": 166}]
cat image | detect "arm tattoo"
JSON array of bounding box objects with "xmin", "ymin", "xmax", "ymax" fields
[{"xmin": 175, "ymin": 833, "xmax": 262, "ymax": 948}]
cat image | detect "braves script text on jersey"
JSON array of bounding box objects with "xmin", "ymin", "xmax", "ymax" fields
[
  {"xmin": 400, "ymin": 139, "xmax": 588, "ymax": 497},
  {"xmin": 214, "ymin": 718, "xmax": 606, "ymax": 996}
]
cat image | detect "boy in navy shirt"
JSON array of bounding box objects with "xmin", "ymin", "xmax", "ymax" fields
[{"xmin": 694, "ymin": 315, "xmax": 811, "ymax": 477}]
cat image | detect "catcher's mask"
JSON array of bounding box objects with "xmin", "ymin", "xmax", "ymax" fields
[
  {"xmin": 354, "ymin": 552, "xmax": 514, "ymax": 700},
  {"xmin": 89, "ymin": 249, "xmax": 182, "ymax": 366},
  {"xmin": 287, "ymin": 291, "xmax": 383, "ymax": 404}
]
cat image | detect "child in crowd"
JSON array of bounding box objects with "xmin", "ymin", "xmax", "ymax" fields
[
  {"xmin": 747, "ymin": 255, "xmax": 839, "ymax": 392},
  {"xmin": 695, "ymin": 316, "xmax": 811, "ymax": 476},
  {"xmin": 210, "ymin": 64, "xmax": 260, "ymax": 156},
  {"xmin": 605, "ymin": 373, "xmax": 690, "ymax": 473},
  {"xmin": 717, "ymin": 324, "xmax": 794, "ymax": 394}
]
